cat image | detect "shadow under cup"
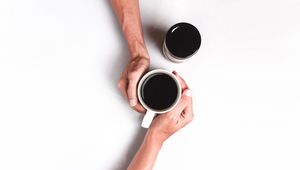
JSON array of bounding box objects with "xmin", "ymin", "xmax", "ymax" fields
[{"xmin": 137, "ymin": 69, "xmax": 181, "ymax": 128}]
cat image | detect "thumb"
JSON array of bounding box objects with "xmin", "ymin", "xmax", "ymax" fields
[
  {"xmin": 182, "ymin": 88, "xmax": 192, "ymax": 101},
  {"xmin": 127, "ymin": 79, "xmax": 147, "ymax": 113},
  {"xmin": 127, "ymin": 78, "xmax": 139, "ymax": 107}
]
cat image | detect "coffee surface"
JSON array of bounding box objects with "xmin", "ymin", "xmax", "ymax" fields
[
  {"xmin": 141, "ymin": 73, "xmax": 178, "ymax": 110},
  {"xmin": 166, "ymin": 22, "xmax": 201, "ymax": 58}
]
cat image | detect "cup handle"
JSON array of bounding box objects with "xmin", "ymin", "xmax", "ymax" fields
[{"xmin": 141, "ymin": 110, "xmax": 156, "ymax": 128}]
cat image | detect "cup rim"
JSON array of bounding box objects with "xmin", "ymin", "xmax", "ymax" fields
[
  {"xmin": 164, "ymin": 22, "xmax": 201, "ymax": 59},
  {"xmin": 137, "ymin": 69, "xmax": 182, "ymax": 114}
]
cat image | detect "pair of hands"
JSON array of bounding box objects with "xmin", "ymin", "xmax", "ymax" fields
[{"xmin": 118, "ymin": 53, "xmax": 194, "ymax": 143}]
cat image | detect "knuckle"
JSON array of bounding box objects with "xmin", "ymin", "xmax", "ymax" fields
[
  {"xmin": 181, "ymin": 97, "xmax": 189, "ymax": 105},
  {"xmin": 169, "ymin": 115, "xmax": 178, "ymax": 123},
  {"xmin": 140, "ymin": 57, "xmax": 150, "ymax": 66},
  {"xmin": 117, "ymin": 80, "xmax": 123, "ymax": 89},
  {"xmin": 167, "ymin": 115, "xmax": 174, "ymax": 121},
  {"xmin": 128, "ymin": 71, "xmax": 139, "ymax": 80},
  {"xmin": 127, "ymin": 58, "xmax": 149, "ymax": 81}
]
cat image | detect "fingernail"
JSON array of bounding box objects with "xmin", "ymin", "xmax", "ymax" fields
[
  {"xmin": 129, "ymin": 99, "xmax": 137, "ymax": 107},
  {"xmin": 184, "ymin": 89, "xmax": 192, "ymax": 97}
]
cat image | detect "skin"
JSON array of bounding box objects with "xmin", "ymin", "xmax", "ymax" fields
[
  {"xmin": 128, "ymin": 72, "xmax": 194, "ymax": 170},
  {"xmin": 111, "ymin": 1, "xmax": 194, "ymax": 169},
  {"xmin": 111, "ymin": 0, "xmax": 149, "ymax": 113}
]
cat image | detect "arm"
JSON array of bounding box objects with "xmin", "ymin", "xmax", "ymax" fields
[
  {"xmin": 127, "ymin": 130, "xmax": 163, "ymax": 170},
  {"xmin": 128, "ymin": 72, "xmax": 194, "ymax": 170},
  {"xmin": 111, "ymin": 0, "xmax": 150, "ymax": 113},
  {"xmin": 111, "ymin": 0, "xmax": 148, "ymax": 58}
]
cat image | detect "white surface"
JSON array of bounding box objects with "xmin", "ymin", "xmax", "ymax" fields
[{"xmin": 0, "ymin": 0, "xmax": 300, "ymax": 169}]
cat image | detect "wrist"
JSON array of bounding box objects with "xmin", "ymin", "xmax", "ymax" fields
[
  {"xmin": 146, "ymin": 128, "xmax": 167, "ymax": 146},
  {"xmin": 129, "ymin": 40, "xmax": 149, "ymax": 59}
]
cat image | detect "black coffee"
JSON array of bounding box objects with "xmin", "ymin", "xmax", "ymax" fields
[
  {"xmin": 140, "ymin": 73, "xmax": 178, "ymax": 111},
  {"xmin": 166, "ymin": 22, "xmax": 201, "ymax": 59}
]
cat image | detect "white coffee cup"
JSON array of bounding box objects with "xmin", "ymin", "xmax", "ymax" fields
[{"xmin": 137, "ymin": 69, "xmax": 182, "ymax": 128}]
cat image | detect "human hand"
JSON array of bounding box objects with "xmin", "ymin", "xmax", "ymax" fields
[
  {"xmin": 148, "ymin": 72, "xmax": 194, "ymax": 143},
  {"xmin": 118, "ymin": 53, "xmax": 150, "ymax": 113}
]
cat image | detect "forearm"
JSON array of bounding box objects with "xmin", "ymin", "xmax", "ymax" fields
[
  {"xmin": 127, "ymin": 130, "xmax": 163, "ymax": 170},
  {"xmin": 110, "ymin": 0, "xmax": 148, "ymax": 58}
]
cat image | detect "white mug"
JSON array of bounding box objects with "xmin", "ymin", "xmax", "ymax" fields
[{"xmin": 137, "ymin": 69, "xmax": 182, "ymax": 128}]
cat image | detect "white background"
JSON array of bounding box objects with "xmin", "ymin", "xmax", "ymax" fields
[{"xmin": 1, "ymin": 0, "xmax": 300, "ymax": 169}]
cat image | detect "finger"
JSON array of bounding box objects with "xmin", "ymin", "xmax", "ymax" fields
[
  {"xmin": 172, "ymin": 71, "xmax": 189, "ymax": 90},
  {"xmin": 127, "ymin": 78, "xmax": 139, "ymax": 107},
  {"xmin": 180, "ymin": 92, "xmax": 193, "ymax": 126},
  {"xmin": 132, "ymin": 103, "xmax": 147, "ymax": 114},
  {"xmin": 118, "ymin": 77, "xmax": 128, "ymax": 98},
  {"xmin": 119, "ymin": 76, "xmax": 146, "ymax": 114},
  {"xmin": 127, "ymin": 68, "xmax": 146, "ymax": 108},
  {"xmin": 167, "ymin": 89, "xmax": 192, "ymax": 117}
]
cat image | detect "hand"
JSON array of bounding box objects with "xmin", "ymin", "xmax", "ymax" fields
[
  {"xmin": 148, "ymin": 72, "xmax": 194, "ymax": 143},
  {"xmin": 118, "ymin": 53, "xmax": 150, "ymax": 113}
]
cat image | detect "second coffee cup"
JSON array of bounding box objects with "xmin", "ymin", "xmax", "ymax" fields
[
  {"xmin": 137, "ymin": 69, "xmax": 182, "ymax": 128},
  {"xmin": 163, "ymin": 22, "xmax": 201, "ymax": 63}
]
